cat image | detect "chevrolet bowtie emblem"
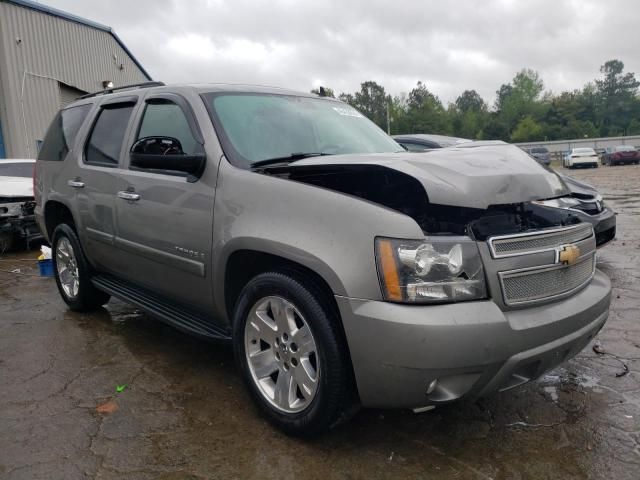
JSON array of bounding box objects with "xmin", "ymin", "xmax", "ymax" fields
[{"xmin": 557, "ymin": 244, "xmax": 580, "ymax": 265}]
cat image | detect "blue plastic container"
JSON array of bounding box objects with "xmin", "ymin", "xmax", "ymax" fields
[{"xmin": 38, "ymin": 259, "xmax": 54, "ymax": 277}]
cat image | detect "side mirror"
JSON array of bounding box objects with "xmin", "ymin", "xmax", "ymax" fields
[{"xmin": 130, "ymin": 136, "xmax": 206, "ymax": 181}]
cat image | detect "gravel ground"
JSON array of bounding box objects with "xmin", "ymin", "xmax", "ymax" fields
[{"xmin": 1, "ymin": 164, "xmax": 639, "ymax": 480}]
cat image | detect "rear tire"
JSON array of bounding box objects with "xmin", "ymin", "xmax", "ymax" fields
[
  {"xmin": 52, "ymin": 224, "xmax": 110, "ymax": 311},
  {"xmin": 232, "ymin": 271, "xmax": 353, "ymax": 436}
]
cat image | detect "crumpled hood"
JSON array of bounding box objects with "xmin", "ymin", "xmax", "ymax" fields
[
  {"xmin": 291, "ymin": 143, "xmax": 569, "ymax": 209},
  {"xmin": 0, "ymin": 177, "xmax": 34, "ymax": 199},
  {"xmin": 557, "ymin": 174, "xmax": 597, "ymax": 198}
]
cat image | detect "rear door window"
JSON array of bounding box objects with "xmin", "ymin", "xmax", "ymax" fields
[
  {"xmin": 85, "ymin": 105, "xmax": 134, "ymax": 166},
  {"xmin": 38, "ymin": 104, "xmax": 92, "ymax": 161}
]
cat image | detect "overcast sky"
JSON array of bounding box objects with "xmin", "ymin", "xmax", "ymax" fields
[{"xmin": 46, "ymin": 0, "xmax": 640, "ymax": 104}]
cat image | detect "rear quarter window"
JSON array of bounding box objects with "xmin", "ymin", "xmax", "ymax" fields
[{"xmin": 37, "ymin": 104, "xmax": 92, "ymax": 161}]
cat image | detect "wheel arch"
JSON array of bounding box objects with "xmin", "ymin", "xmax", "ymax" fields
[
  {"xmin": 223, "ymin": 247, "xmax": 344, "ymax": 325},
  {"xmin": 223, "ymin": 247, "xmax": 361, "ymax": 405},
  {"xmin": 44, "ymin": 200, "xmax": 77, "ymax": 238}
]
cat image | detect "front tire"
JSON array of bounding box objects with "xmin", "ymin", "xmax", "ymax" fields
[
  {"xmin": 52, "ymin": 224, "xmax": 110, "ymax": 311},
  {"xmin": 233, "ymin": 271, "xmax": 353, "ymax": 435}
]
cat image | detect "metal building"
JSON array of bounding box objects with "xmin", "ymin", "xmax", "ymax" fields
[{"xmin": 0, "ymin": 0, "xmax": 152, "ymax": 159}]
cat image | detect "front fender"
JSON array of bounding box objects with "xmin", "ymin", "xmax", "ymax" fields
[{"xmin": 211, "ymin": 159, "xmax": 425, "ymax": 317}]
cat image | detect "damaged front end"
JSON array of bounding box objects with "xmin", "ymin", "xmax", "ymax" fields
[
  {"xmin": 260, "ymin": 161, "xmax": 582, "ymax": 240},
  {"xmin": 258, "ymin": 146, "xmax": 593, "ymax": 308},
  {"xmin": 0, "ymin": 196, "xmax": 41, "ymax": 251}
]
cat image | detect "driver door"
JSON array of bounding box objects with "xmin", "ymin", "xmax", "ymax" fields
[{"xmin": 112, "ymin": 93, "xmax": 215, "ymax": 312}]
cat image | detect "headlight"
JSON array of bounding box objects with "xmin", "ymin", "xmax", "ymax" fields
[
  {"xmin": 375, "ymin": 237, "xmax": 487, "ymax": 303},
  {"xmin": 533, "ymin": 196, "xmax": 604, "ymax": 214},
  {"xmin": 533, "ymin": 197, "xmax": 582, "ymax": 209}
]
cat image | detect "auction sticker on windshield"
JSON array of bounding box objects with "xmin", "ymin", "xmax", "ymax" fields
[{"xmin": 332, "ymin": 106, "xmax": 363, "ymax": 117}]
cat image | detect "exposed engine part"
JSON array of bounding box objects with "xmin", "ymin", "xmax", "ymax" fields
[{"xmin": 0, "ymin": 198, "xmax": 41, "ymax": 251}]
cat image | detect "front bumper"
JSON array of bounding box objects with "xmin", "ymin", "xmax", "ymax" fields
[
  {"xmin": 337, "ymin": 270, "xmax": 610, "ymax": 409},
  {"xmin": 572, "ymin": 208, "xmax": 616, "ymax": 247}
]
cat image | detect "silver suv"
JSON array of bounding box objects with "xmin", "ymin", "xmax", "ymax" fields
[{"xmin": 35, "ymin": 82, "xmax": 611, "ymax": 435}]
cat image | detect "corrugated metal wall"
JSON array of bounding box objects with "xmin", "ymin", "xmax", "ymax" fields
[
  {"xmin": 59, "ymin": 83, "xmax": 86, "ymax": 107},
  {"xmin": 0, "ymin": 1, "xmax": 150, "ymax": 158}
]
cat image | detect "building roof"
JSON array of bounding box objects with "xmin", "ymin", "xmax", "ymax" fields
[{"xmin": 3, "ymin": 0, "xmax": 152, "ymax": 80}]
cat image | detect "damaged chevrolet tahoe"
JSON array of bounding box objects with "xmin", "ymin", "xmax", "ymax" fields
[{"xmin": 35, "ymin": 83, "xmax": 611, "ymax": 435}]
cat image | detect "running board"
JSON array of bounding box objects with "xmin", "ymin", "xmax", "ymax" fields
[{"xmin": 91, "ymin": 274, "xmax": 231, "ymax": 341}]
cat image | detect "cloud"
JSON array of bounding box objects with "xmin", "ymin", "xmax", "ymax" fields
[{"xmin": 45, "ymin": 0, "xmax": 640, "ymax": 103}]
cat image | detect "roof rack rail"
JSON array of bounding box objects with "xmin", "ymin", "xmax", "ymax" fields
[{"xmin": 78, "ymin": 81, "xmax": 166, "ymax": 99}]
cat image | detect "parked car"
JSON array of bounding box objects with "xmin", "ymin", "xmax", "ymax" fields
[
  {"xmin": 394, "ymin": 134, "xmax": 615, "ymax": 247},
  {"xmin": 392, "ymin": 134, "xmax": 469, "ymax": 151},
  {"xmin": 522, "ymin": 146, "xmax": 551, "ymax": 166},
  {"xmin": 36, "ymin": 83, "xmax": 611, "ymax": 435},
  {"xmin": 0, "ymin": 159, "xmax": 42, "ymax": 251},
  {"xmin": 563, "ymin": 147, "xmax": 599, "ymax": 168},
  {"xmin": 602, "ymin": 145, "xmax": 640, "ymax": 166}
]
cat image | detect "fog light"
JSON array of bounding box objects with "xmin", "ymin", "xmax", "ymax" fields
[{"xmin": 426, "ymin": 379, "xmax": 438, "ymax": 395}]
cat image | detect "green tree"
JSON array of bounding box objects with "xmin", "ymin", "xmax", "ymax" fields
[
  {"xmin": 511, "ymin": 116, "xmax": 544, "ymax": 142},
  {"xmin": 595, "ymin": 59, "xmax": 640, "ymax": 136},
  {"xmin": 455, "ymin": 89, "xmax": 486, "ymax": 113},
  {"xmin": 350, "ymin": 81, "xmax": 389, "ymax": 129},
  {"xmin": 404, "ymin": 81, "xmax": 450, "ymax": 134},
  {"xmin": 494, "ymin": 69, "xmax": 547, "ymax": 139},
  {"xmin": 450, "ymin": 90, "xmax": 488, "ymax": 138},
  {"xmin": 628, "ymin": 119, "xmax": 640, "ymax": 135}
]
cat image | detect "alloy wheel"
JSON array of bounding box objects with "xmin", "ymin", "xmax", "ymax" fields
[
  {"xmin": 244, "ymin": 296, "xmax": 320, "ymax": 413},
  {"xmin": 56, "ymin": 236, "xmax": 79, "ymax": 299}
]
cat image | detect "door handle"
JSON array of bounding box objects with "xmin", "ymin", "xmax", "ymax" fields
[
  {"xmin": 67, "ymin": 180, "xmax": 85, "ymax": 188},
  {"xmin": 117, "ymin": 191, "xmax": 141, "ymax": 201}
]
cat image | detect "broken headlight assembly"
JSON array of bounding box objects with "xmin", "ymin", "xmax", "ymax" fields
[
  {"xmin": 533, "ymin": 195, "xmax": 604, "ymax": 215},
  {"xmin": 375, "ymin": 237, "xmax": 487, "ymax": 303}
]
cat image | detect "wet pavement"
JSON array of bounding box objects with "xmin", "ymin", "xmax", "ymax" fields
[{"xmin": 1, "ymin": 165, "xmax": 639, "ymax": 480}]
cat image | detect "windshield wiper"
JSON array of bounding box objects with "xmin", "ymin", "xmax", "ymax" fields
[{"xmin": 251, "ymin": 152, "xmax": 333, "ymax": 169}]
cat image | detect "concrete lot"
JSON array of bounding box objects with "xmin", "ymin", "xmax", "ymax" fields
[{"xmin": 1, "ymin": 165, "xmax": 639, "ymax": 480}]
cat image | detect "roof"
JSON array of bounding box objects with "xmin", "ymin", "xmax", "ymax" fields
[
  {"xmin": 3, "ymin": 0, "xmax": 152, "ymax": 80},
  {"xmin": 193, "ymin": 83, "xmax": 330, "ymax": 98},
  {"xmin": 66, "ymin": 83, "xmax": 337, "ymax": 108}
]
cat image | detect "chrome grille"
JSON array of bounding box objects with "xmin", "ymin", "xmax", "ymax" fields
[
  {"xmin": 489, "ymin": 223, "xmax": 593, "ymax": 258},
  {"xmin": 500, "ymin": 254, "xmax": 595, "ymax": 306}
]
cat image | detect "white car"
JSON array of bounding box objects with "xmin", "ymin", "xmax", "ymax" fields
[
  {"xmin": 563, "ymin": 147, "xmax": 599, "ymax": 169},
  {"xmin": 0, "ymin": 159, "xmax": 41, "ymax": 251}
]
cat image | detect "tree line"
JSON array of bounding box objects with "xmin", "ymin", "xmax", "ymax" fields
[{"xmin": 313, "ymin": 60, "xmax": 640, "ymax": 142}]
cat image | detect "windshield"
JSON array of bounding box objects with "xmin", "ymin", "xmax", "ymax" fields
[
  {"xmin": 531, "ymin": 147, "xmax": 548, "ymax": 154},
  {"xmin": 204, "ymin": 93, "xmax": 401, "ymax": 167},
  {"xmin": 615, "ymin": 145, "xmax": 636, "ymax": 152},
  {"xmin": 0, "ymin": 162, "xmax": 33, "ymax": 178},
  {"xmin": 573, "ymin": 148, "xmax": 595, "ymax": 154}
]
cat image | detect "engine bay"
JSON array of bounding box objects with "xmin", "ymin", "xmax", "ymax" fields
[{"xmin": 263, "ymin": 163, "xmax": 581, "ymax": 239}]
